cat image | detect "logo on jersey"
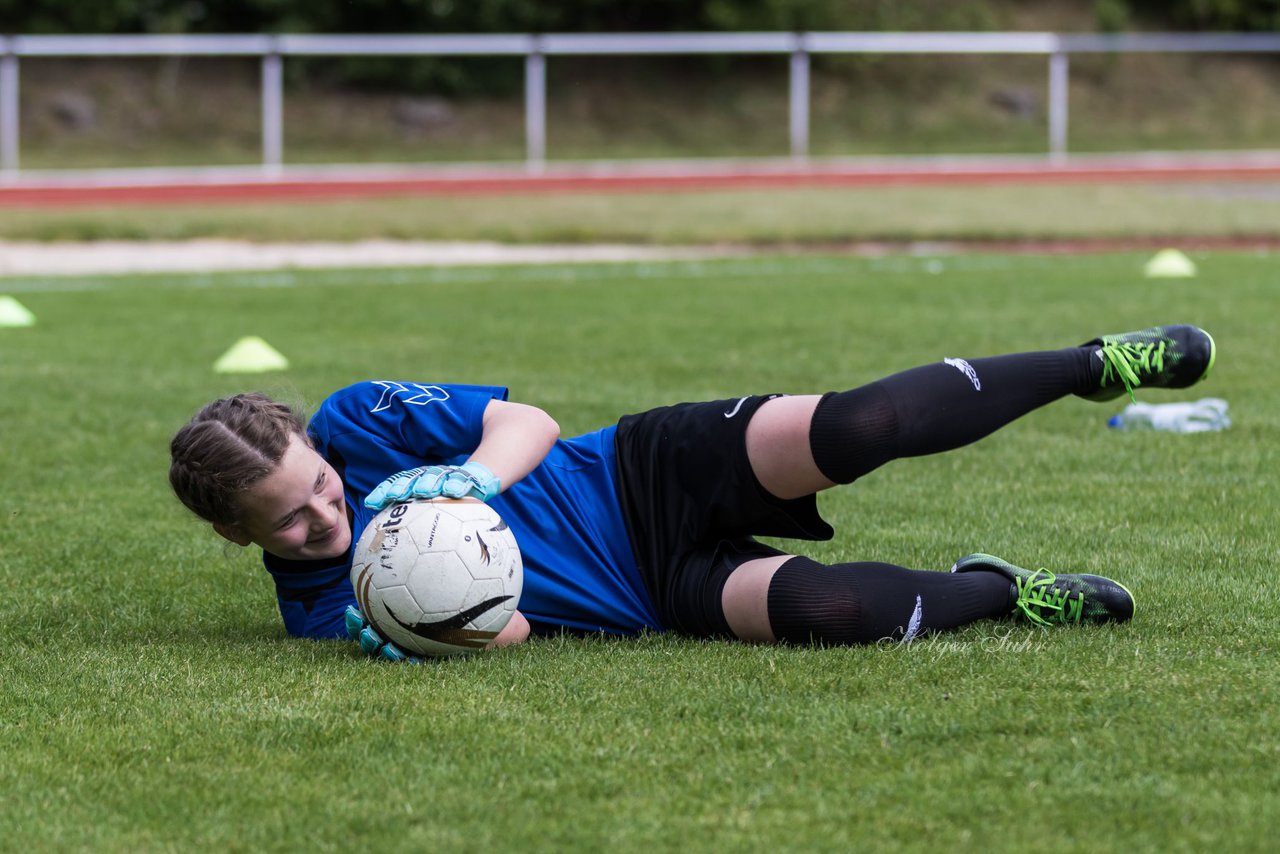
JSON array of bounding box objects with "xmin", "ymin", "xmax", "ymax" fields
[
  {"xmin": 369, "ymin": 381, "xmax": 451, "ymax": 413},
  {"xmin": 944, "ymin": 358, "xmax": 982, "ymax": 391}
]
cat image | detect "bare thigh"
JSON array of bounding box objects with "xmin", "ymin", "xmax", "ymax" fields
[
  {"xmin": 729, "ymin": 395, "xmax": 837, "ymax": 642},
  {"xmin": 721, "ymin": 555, "xmax": 797, "ymax": 643},
  {"xmin": 744, "ymin": 394, "xmax": 835, "ymax": 500}
]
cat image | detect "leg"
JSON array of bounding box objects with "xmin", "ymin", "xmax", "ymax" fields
[
  {"xmin": 729, "ymin": 328, "xmax": 1200, "ymax": 643},
  {"xmin": 744, "ymin": 395, "xmax": 832, "ymax": 500},
  {"xmin": 721, "ymin": 554, "xmax": 792, "ymax": 642},
  {"xmin": 747, "ymin": 346, "xmax": 1101, "ymax": 498},
  {"xmin": 723, "ymin": 555, "xmax": 1014, "ymax": 644}
]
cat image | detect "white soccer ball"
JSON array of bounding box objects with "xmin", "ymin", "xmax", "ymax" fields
[{"xmin": 350, "ymin": 498, "xmax": 523, "ymax": 657}]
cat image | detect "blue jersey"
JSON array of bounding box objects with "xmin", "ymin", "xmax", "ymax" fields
[{"xmin": 262, "ymin": 380, "xmax": 661, "ymax": 640}]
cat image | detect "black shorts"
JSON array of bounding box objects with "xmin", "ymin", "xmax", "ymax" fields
[{"xmin": 613, "ymin": 395, "xmax": 834, "ymax": 639}]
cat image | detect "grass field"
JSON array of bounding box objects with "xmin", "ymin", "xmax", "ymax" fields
[{"xmin": 2, "ymin": 251, "xmax": 1277, "ymax": 850}]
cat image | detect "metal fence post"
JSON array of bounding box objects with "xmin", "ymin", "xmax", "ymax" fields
[
  {"xmin": 525, "ymin": 40, "xmax": 546, "ymax": 171},
  {"xmin": 789, "ymin": 39, "xmax": 810, "ymax": 161},
  {"xmin": 1048, "ymin": 49, "xmax": 1069, "ymax": 162},
  {"xmin": 9, "ymin": 32, "xmax": 1280, "ymax": 173},
  {"xmin": 261, "ymin": 43, "xmax": 284, "ymax": 172},
  {"xmin": 0, "ymin": 44, "xmax": 18, "ymax": 175}
]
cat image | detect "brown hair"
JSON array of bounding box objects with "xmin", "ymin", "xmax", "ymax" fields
[{"xmin": 169, "ymin": 393, "xmax": 308, "ymax": 527}]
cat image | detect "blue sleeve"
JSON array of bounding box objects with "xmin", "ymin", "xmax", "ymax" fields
[
  {"xmin": 278, "ymin": 579, "xmax": 357, "ymax": 640},
  {"xmin": 309, "ymin": 380, "xmax": 509, "ymax": 461}
]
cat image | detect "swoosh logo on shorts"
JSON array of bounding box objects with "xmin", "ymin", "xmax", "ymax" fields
[{"xmin": 723, "ymin": 397, "xmax": 749, "ymax": 419}]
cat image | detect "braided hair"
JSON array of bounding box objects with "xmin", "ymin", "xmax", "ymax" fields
[{"xmin": 169, "ymin": 393, "xmax": 307, "ymax": 527}]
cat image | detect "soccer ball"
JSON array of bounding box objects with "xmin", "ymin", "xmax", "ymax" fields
[{"xmin": 350, "ymin": 498, "xmax": 523, "ymax": 657}]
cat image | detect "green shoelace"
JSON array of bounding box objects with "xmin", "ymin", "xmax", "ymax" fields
[
  {"xmin": 1014, "ymin": 569, "xmax": 1085, "ymax": 626},
  {"xmin": 1098, "ymin": 339, "xmax": 1169, "ymax": 403}
]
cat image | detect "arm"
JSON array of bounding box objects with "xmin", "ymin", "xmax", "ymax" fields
[
  {"xmin": 466, "ymin": 399, "xmax": 560, "ymax": 494},
  {"xmin": 464, "ymin": 402, "xmax": 547, "ymax": 650},
  {"xmin": 365, "ymin": 398, "xmax": 559, "ymax": 508}
]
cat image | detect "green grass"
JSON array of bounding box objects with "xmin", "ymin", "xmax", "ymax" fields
[
  {"xmin": 2, "ymin": 252, "xmax": 1278, "ymax": 850},
  {"xmin": 3, "ymin": 180, "xmax": 1280, "ymax": 244}
]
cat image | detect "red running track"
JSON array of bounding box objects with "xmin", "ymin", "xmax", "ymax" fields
[{"xmin": 3, "ymin": 157, "xmax": 1280, "ymax": 207}]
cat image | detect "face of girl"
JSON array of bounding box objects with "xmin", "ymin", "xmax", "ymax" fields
[{"xmin": 220, "ymin": 434, "xmax": 352, "ymax": 562}]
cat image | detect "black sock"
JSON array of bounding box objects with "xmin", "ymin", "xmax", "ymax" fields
[
  {"xmin": 767, "ymin": 557, "xmax": 1014, "ymax": 645},
  {"xmin": 810, "ymin": 347, "xmax": 1099, "ymax": 484}
]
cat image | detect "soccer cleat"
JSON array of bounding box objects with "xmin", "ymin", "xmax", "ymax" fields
[
  {"xmin": 1079, "ymin": 324, "xmax": 1216, "ymax": 402},
  {"xmin": 950, "ymin": 553, "xmax": 1135, "ymax": 626}
]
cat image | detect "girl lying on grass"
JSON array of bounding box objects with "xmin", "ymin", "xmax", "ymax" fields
[{"xmin": 169, "ymin": 324, "xmax": 1214, "ymax": 660}]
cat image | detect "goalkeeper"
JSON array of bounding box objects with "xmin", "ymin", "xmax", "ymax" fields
[{"xmin": 168, "ymin": 325, "xmax": 1214, "ymax": 660}]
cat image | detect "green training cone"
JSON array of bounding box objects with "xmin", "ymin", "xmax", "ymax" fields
[
  {"xmin": 0, "ymin": 296, "xmax": 36, "ymax": 328},
  {"xmin": 1144, "ymin": 248, "xmax": 1197, "ymax": 278},
  {"xmin": 213, "ymin": 336, "xmax": 290, "ymax": 374}
]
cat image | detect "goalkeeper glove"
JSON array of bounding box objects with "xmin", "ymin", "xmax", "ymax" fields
[
  {"xmin": 364, "ymin": 461, "xmax": 500, "ymax": 509},
  {"xmin": 344, "ymin": 605, "xmax": 422, "ymax": 664}
]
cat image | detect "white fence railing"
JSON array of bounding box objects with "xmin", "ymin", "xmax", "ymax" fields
[{"xmin": 3, "ymin": 31, "xmax": 1280, "ymax": 174}]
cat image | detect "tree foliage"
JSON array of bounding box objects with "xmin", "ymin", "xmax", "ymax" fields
[
  {"xmin": 4, "ymin": 0, "xmax": 1278, "ymax": 36},
  {"xmin": 2, "ymin": 1, "xmax": 1275, "ymax": 95},
  {"xmin": 1141, "ymin": 0, "xmax": 1280, "ymax": 29}
]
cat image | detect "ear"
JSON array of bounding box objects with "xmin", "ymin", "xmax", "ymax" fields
[{"xmin": 213, "ymin": 522, "xmax": 252, "ymax": 547}]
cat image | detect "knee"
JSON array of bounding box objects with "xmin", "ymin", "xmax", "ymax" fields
[
  {"xmin": 808, "ymin": 384, "xmax": 900, "ymax": 485},
  {"xmin": 767, "ymin": 557, "xmax": 866, "ymax": 646}
]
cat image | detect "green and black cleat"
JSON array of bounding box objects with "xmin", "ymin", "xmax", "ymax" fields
[
  {"xmin": 951, "ymin": 553, "xmax": 1135, "ymax": 626},
  {"xmin": 1079, "ymin": 324, "xmax": 1216, "ymax": 402}
]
